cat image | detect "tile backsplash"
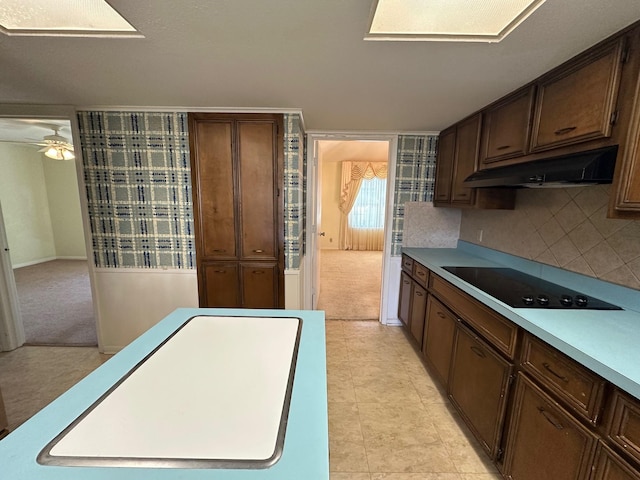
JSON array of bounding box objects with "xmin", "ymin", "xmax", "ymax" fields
[{"xmin": 459, "ymin": 186, "xmax": 640, "ymax": 290}]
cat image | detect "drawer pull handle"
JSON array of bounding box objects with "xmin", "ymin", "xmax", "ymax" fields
[
  {"xmin": 470, "ymin": 346, "xmax": 486, "ymax": 358},
  {"xmin": 542, "ymin": 362, "xmax": 569, "ymax": 383},
  {"xmin": 252, "ymin": 270, "xmax": 265, "ymax": 275},
  {"xmin": 213, "ymin": 270, "xmax": 226, "ymax": 273},
  {"xmin": 416, "ymin": 292, "xmax": 424, "ymax": 297},
  {"xmin": 554, "ymin": 126, "xmax": 577, "ymax": 136},
  {"xmin": 417, "ymin": 271, "xmax": 426, "ymax": 277},
  {"xmin": 213, "ymin": 249, "xmax": 226, "ymax": 253},
  {"xmin": 437, "ymin": 311, "xmax": 446, "ymax": 319},
  {"xmin": 537, "ymin": 406, "xmax": 564, "ymax": 430},
  {"xmin": 253, "ymin": 249, "xmax": 265, "ymax": 253},
  {"xmin": 496, "ymin": 145, "xmax": 511, "ymax": 150}
]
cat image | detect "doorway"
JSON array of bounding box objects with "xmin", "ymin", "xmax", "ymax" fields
[
  {"xmin": 0, "ymin": 111, "xmax": 99, "ymax": 350},
  {"xmin": 306, "ymin": 134, "xmax": 398, "ymax": 324}
]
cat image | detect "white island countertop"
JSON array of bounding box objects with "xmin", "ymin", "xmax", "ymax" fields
[
  {"xmin": 0, "ymin": 308, "xmax": 328, "ymax": 480},
  {"xmin": 403, "ymin": 244, "xmax": 640, "ymax": 400}
]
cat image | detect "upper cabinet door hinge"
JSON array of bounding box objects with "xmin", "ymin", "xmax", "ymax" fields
[{"xmin": 610, "ymin": 109, "xmax": 619, "ymax": 125}]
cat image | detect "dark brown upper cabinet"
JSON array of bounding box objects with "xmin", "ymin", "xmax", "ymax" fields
[
  {"xmin": 480, "ymin": 86, "xmax": 535, "ymax": 167},
  {"xmin": 530, "ymin": 37, "xmax": 625, "ymax": 153}
]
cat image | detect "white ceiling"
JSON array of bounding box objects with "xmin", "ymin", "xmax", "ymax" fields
[{"xmin": 1, "ymin": 0, "xmax": 640, "ymax": 133}]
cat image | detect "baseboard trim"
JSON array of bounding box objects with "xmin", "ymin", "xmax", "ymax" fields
[{"xmin": 12, "ymin": 256, "xmax": 88, "ymax": 269}]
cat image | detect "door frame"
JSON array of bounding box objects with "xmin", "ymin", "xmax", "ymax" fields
[
  {"xmin": 304, "ymin": 132, "xmax": 398, "ymax": 324},
  {"xmin": 0, "ymin": 104, "xmax": 102, "ymax": 351}
]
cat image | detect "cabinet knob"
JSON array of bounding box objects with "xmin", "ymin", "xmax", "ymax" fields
[{"xmin": 253, "ymin": 249, "xmax": 264, "ymax": 253}]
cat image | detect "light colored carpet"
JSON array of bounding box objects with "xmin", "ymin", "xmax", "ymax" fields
[
  {"xmin": 13, "ymin": 260, "xmax": 98, "ymax": 346},
  {"xmin": 316, "ymin": 249, "xmax": 382, "ymax": 320}
]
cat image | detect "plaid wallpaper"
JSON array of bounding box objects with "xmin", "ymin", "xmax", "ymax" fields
[
  {"xmin": 284, "ymin": 113, "xmax": 305, "ymax": 269},
  {"xmin": 78, "ymin": 111, "xmax": 194, "ymax": 268},
  {"xmin": 78, "ymin": 111, "xmax": 303, "ymax": 270},
  {"xmin": 391, "ymin": 135, "xmax": 438, "ymax": 256}
]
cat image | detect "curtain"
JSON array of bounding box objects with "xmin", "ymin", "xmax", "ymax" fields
[{"xmin": 338, "ymin": 161, "xmax": 388, "ymax": 251}]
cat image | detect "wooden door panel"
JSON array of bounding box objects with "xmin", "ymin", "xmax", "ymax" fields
[
  {"xmin": 503, "ymin": 373, "xmax": 597, "ymax": 480},
  {"xmin": 202, "ymin": 263, "xmax": 240, "ymax": 308},
  {"xmin": 398, "ymin": 272, "xmax": 412, "ymax": 328},
  {"xmin": 434, "ymin": 127, "xmax": 456, "ymax": 204},
  {"xmin": 449, "ymin": 322, "xmax": 513, "ymax": 458},
  {"xmin": 423, "ymin": 296, "xmax": 456, "ymax": 387},
  {"xmin": 242, "ymin": 263, "xmax": 278, "ymax": 308},
  {"xmin": 451, "ymin": 114, "xmax": 480, "ymax": 205},
  {"xmin": 238, "ymin": 121, "xmax": 278, "ymax": 260},
  {"xmin": 409, "ymin": 283, "xmax": 427, "ymax": 348},
  {"xmin": 191, "ymin": 120, "xmax": 237, "ymax": 259}
]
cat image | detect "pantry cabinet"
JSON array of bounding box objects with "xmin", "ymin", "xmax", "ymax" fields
[{"xmin": 189, "ymin": 113, "xmax": 284, "ymax": 308}]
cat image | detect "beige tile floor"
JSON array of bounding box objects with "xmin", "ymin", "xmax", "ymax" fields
[{"xmin": 0, "ymin": 321, "xmax": 501, "ymax": 480}]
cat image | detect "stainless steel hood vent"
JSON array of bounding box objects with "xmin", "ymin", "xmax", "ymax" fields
[{"xmin": 463, "ymin": 146, "xmax": 618, "ymax": 188}]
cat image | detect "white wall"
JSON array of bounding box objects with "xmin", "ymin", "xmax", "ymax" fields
[
  {"xmin": 320, "ymin": 161, "xmax": 341, "ymax": 249},
  {"xmin": 0, "ymin": 144, "xmax": 56, "ymax": 266},
  {"xmin": 43, "ymin": 158, "xmax": 86, "ymax": 258}
]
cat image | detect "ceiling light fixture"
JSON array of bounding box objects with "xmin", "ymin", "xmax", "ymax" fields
[
  {"xmin": 0, "ymin": 0, "xmax": 142, "ymax": 37},
  {"xmin": 366, "ymin": 0, "xmax": 546, "ymax": 43},
  {"xmin": 43, "ymin": 146, "xmax": 75, "ymax": 161}
]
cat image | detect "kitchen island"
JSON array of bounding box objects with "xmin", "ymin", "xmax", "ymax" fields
[{"xmin": 0, "ymin": 308, "xmax": 328, "ymax": 480}]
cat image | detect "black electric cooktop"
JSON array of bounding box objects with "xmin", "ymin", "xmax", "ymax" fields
[{"xmin": 442, "ymin": 266, "xmax": 622, "ymax": 310}]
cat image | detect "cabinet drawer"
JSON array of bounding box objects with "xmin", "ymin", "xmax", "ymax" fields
[
  {"xmin": 402, "ymin": 254, "xmax": 414, "ymax": 274},
  {"xmin": 414, "ymin": 263, "xmax": 430, "ymax": 288},
  {"xmin": 429, "ymin": 274, "xmax": 518, "ymax": 359},
  {"xmin": 520, "ymin": 333, "xmax": 607, "ymax": 425},
  {"xmin": 607, "ymin": 390, "xmax": 640, "ymax": 467}
]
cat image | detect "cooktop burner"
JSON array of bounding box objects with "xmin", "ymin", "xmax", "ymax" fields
[{"xmin": 442, "ymin": 266, "xmax": 622, "ymax": 310}]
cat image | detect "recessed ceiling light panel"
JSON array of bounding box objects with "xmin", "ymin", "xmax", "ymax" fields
[
  {"xmin": 0, "ymin": 0, "xmax": 142, "ymax": 37},
  {"xmin": 366, "ymin": 0, "xmax": 546, "ymax": 42}
]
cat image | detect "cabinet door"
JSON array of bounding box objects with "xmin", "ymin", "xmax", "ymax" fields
[
  {"xmin": 434, "ymin": 126, "xmax": 456, "ymax": 204},
  {"xmin": 481, "ymin": 86, "xmax": 535, "ymax": 165},
  {"xmin": 451, "ymin": 114, "xmax": 480, "ymax": 206},
  {"xmin": 502, "ymin": 373, "xmax": 598, "ymax": 480},
  {"xmin": 202, "ymin": 263, "xmax": 240, "ymax": 308},
  {"xmin": 241, "ymin": 263, "xmax": 278, "ymax": 309},
  {"xmin": 409, "ymin": 283, "xmax": 427, "ymax": 347},
  {"xmin": 398, "ymin": 272, "xmax": 413, "ymax": 328},
  {"xmin": 606, "ymin": 389, "xmax": 640, "ymax": 466},
  {"xmin": 592, "ymin": 442, "xmax": 640, "ymax": 480},
  {"xmin": 531, "ymin": 38, "xmax": 624, "ymax": 152},
  {"xmin": 422, "ymin": 296, "xmax": 456, "ymax": 387},
  {"xmin": 190, "ymin": 119, "xmax": 237, "ymax": 259},
  {"xmin": 238, "ymin": 120, "xmax": 279, "ymax": 261},
  {"xmin": 448, "ymin": 322, "xmax": 513, "ymax": 458},
  {"xmin": 614, "ymin": 68, "xmax": 640, "ymax": 213}
]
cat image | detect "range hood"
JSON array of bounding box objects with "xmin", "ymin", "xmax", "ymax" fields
[{"xmin": 463, "ymin": 146, "xmax": 618, "ymax": 188}]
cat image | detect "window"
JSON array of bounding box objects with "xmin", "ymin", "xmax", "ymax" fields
[{"xmin": 348, "ymin": 177, "xmax": 386, "ymax": 229}]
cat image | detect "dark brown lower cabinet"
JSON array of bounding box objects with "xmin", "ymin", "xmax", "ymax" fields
[
  {"xmin": 503, "ymin": 373, "xmax": 598, "ymax": 480},
  {"xmin": 593, "ymin": 442, "xmax": 640, "ymax": 480},
  {"xmin": 448, "ymin": 322, "xmax": 513, "ymax": 459},
  {"xmin": 202, "ymin": 263, "xmax": 278, "ymax": 308},
  {"xmin": 409, "ymin": 283, "xmax": 427, "ymax": 347},
  {"xmin": 422, "ymin": 296, "xmax": 456, "ymax": 387},
  {"xmin": 398, "ymin": 272, "xmax": 412, "ymax": 329}
]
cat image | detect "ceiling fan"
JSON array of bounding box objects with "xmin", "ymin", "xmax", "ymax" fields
[{"xmin": 0, "ymin": 125, "xmax": 75, "ymax": 160}]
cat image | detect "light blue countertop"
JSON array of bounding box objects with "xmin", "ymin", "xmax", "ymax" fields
[
  {"xmin": 0, "ymin": 308, "xmax": 329, "ymax": 480},
  {"xmin": 402, "ymin": 243, "xmax": 640, "ymax": 401}
]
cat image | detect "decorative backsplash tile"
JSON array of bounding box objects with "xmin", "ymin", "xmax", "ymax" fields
[
  {"xmin": 391, "ymin": 135, "xmax": 438, "ymax": 256},
  {"xmin": 459, "ymin": 186, "xmax": 640, "ymax": 290}
]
